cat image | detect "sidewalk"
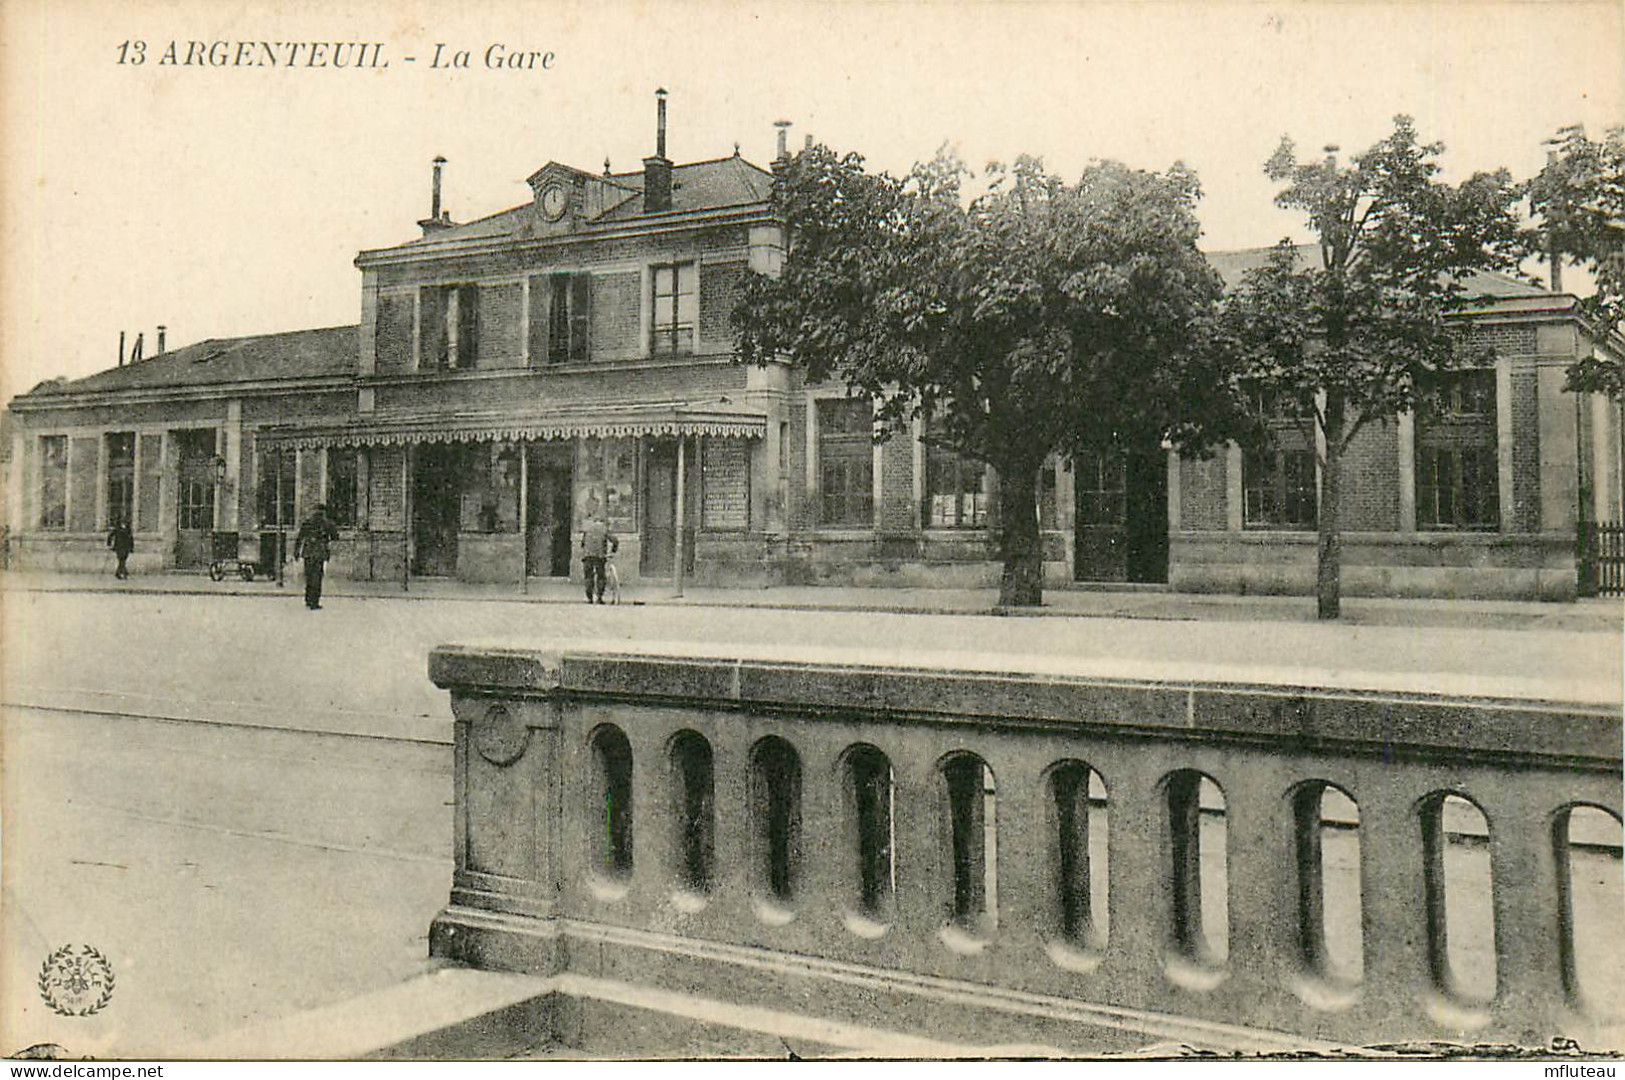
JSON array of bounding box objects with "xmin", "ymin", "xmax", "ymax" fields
[{"xmin": 4, "ymin": 567, "xmax": 1619, "ymax": 633}]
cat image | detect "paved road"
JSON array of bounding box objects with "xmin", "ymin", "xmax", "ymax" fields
[
  {"xmin": 4, "ymin": 588, "xmax": 1618, "ymax": 736},
  {"xmin": 1, "ymin": 589, "xmax": 1619, "ymax": 1057}
]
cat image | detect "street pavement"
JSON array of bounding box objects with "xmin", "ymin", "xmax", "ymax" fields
[{"xmin": 0, "ymin": 583, "xmax": 1619, "ymax": 1057}]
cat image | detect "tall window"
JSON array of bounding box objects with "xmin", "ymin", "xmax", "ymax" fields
[
  {"xmin": 818, "ymin": 398, "xmax": 874, "ymax": 527},
  {"xmin": 105, "ymin": 432, "xmax": 135, "ymax": 529},
  {"xmin": 420, "ymin": 284, "xmax": 479, "ymax": 369},
  {"xmin": 540, "ymin": 273, "xmax": 591, "ymax": 364},
  {"xmin": 1244, "ymin": 392, "xmax": 1317, "ymax": 529},
  {"xmin": 326, "ymin": 449, "xmax": 358, "ymax": 528},
  {"xmin": 1075, "ymin": 451, "xmax": 1126, "ymax": 527},
  {"xmin": 922, "ymin": 422, "xmax": 987, "ymax": 528},
  {"xmin": 1416, "ymin": 370, "xmax": 1499, "ymax": 531},
  {"xmin": 257, "ymin": 450, "xmax": 297, "ymax": 528},
  {"xmin": 651, "ymin": 262, "xmax": 697, "ymax": 356},
  {"xmin": 38, "ymin": 435, "xmax": 66, "ymax": 530},
  {"xmin": 180, "ymin": 477, "xmax": 215, "ymax": 530}
]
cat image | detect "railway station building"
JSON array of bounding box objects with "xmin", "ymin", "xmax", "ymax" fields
[{"xmin": 5, "ymin": 96, "xmax": 1622, "ymax": 600}]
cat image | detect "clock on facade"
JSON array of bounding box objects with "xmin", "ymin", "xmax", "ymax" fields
[{"xmin": 539, "ymin": 182, "xmax": 569, "ymax": 221}]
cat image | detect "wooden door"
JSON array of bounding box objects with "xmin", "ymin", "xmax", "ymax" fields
[{"xmin": 411, "ymin": 445, "xmax": 460, "ymax": 576}]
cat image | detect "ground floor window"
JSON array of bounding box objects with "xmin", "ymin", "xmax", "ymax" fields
[
  {"xmin": 38, "ymin": 435, "xmax": 66, "ymax": 530},
  {"xmin": 1417, "ymin": 370, "xmax": 1499, "ymax": 531},
  {"xmin": 1244, "ymin": 444, "xmax": 1317, "ymax": 529},
  {"xmin": 180, "ymin": 478, "xmax": 215, "ymax": 530},
  {"xmin": 923, "ymin": 432, "xmax": 987, "ymax": 528},
  {"xmin": 326, "ymin": 449, "xmax": 358, "ymax": 528},
  {"xmin": 818, "ymin": 399, "xmax": 874, "ymax": 527},
  {"xmin": 1075, "ymin": 450, "xmax": 1126, "ymax": 527},
  {"xmin": 105, "ymin": 432, "xmax": 135, "ymax": 529},
  {"xmin": 257, "ymin": 450, "xmax": 297, "ymax": 529}
]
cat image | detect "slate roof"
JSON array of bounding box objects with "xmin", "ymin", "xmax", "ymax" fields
[
  {"xmin": 16, "ymin": 325, "xmax": 358, "ymax": 400},
  {"xmin": 1203, "ymin": 243, "xmax": 1551, "ymax": 300},
  {"xmin": 412, "ymin": 154, "xmax": 774, "ymax": 246}
]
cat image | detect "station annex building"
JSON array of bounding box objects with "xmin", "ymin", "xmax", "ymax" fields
[{"xmin": 6, "ymin": 96, "xmax": 1623, "ymax": 601}]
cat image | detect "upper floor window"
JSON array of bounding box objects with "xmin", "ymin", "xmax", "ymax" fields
[
  {"xmin": 818, "ymin": 398, "xmax": 874, "ymax": 527},
  {"xmin": 1416, "ymin": 370, "xmax": 1498, "ymax": 531},
  {"xmin": 1244, "ymin": 390, "xmax": 1318, "ymax": 530},
  {"xmin": 38, "ymin": 435, "xmax": 66, "ymax": 530},
  {"xmin": 530, "ymin": 273, "xmax": 590, "ymax": 365},
  {"xmin": 421, "ymin": 284, "xmax": 480, "ymax": 369},
  {"xmin": 105, "ymin": 432, "xmax": 135, "ymax": 530},
  {"xmin": 651, "ymin": 262, "xmax": 697, "ymax": 356}
]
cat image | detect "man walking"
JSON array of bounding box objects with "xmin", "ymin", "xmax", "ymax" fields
[
  {"xmin": 580, "ymin": 511, "xmax": 618, "ymax": 604},
  {"xmin": 294, "ymin": 503, "xmax": 339, "ymax": 610},
  {"xmin": 106, "ymin": 519, "xmax": 134, "ymax": 579}
]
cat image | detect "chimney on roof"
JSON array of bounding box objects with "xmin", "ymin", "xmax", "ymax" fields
[
  {"xmin": 419, "ymin": 156, "xmax": 453, "ymax": 236},
  {"xmin": 118, "ymin": 330, "xmax": 126, "ymax": 368},
  {"xmin": 643, "ymin": 89, "xmax": 673, "ymax": 213},
  {"xmin": 157, "ymin": 325, "xmax": 167, "ymax": 356},
  {"xmin": 805, "ymin": 134, "xmax": 813, "ymax": 151},
  {"xmin": 130, "ymin": 333, "xmax": 144, "ymax": 364},
  {"xmin": 774, "ymin": 120, "xmax": 791, "ymax": 162}
]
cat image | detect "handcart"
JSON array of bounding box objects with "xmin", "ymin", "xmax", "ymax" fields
[{"xmin": 207, "ymin": 530, "xmax": 260, "ymax": 582}]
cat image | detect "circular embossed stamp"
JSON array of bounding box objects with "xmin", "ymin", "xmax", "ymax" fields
[
  {"xmin": 38, "ymin": 946, "xmax": 114, "ymax": 1017},
  {"xmin": 473, "ymin": 703, "xmax": 530, "ymax": 766}
]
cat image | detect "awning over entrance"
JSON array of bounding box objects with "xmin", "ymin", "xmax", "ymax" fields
[{"xmin": 256, "ymin": 401, "xmax": 767, "ymax": 450}]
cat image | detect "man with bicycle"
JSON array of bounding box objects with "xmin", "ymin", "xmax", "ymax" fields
[{"xmin": 581, "ymin": 510, "xmax": 618, "ymax": 604}]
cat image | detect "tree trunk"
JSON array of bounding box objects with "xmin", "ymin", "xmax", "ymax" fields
[
  {"xmin": 1316, "ymin": 401, "xmax": 1344, "ymax": 621},
  {"xmin": 997, "ymin": 458, "xmax": 1044, "ymax": 607}
]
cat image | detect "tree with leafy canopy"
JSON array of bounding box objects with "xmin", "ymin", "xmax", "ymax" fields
[
  {"xmin": 1521, "ymin": 125, "xmax": 1625, "ymax": 396},
  {"xmin": 733, "ymin": 145, "xmax": 1241, "ymax": 607},
  {"xmin": 1217, "ymin": 115, "xmax": 1521, "ymax": 619}
]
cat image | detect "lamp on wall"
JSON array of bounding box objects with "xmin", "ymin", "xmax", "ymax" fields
[{"xmin": 211, "ymin": 454, "xmax": 228, "ymax": 485}]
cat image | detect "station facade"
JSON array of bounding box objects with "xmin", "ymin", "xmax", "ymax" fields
[{"xmin": 5, "ymin": 99, "xmax": 1622, "ymax": 600}]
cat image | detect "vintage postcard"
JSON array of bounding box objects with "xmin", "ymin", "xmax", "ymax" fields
[{"xmin": 1, "ymin": 0, "xmax": 1621, "ymax": 1066}]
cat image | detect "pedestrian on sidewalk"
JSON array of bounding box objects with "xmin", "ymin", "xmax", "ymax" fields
[
  {"xmin": 580, "ymin": 511, "xmax": 618, "ymax": 604},
  {"xmin": 294, "ymin": 503, "xmax": 339, "ymax": 610},
  {"xmin": 106, "ymin": 519, "xmax": 134, "ymax": 580}
]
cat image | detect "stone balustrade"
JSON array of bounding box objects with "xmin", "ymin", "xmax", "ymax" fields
[{"xmin": 426, "ymin": 641, "xmax": 1622, "ymax": 1054}]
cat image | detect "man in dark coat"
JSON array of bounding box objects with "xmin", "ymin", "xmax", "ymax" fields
[
  {"xmin": 294, "ymin": 503, "xmax": 339, "ymax": 610},
  {"xmin": 106, "ymin": 520, "xmax": 134, "ymax": 579},
  {"xmin": 580, "ymin": 511, "xmax": 618, "ymax": 604}
]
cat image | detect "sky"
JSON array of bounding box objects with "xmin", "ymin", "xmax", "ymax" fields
[{"xmin": 2, "ymin": 0, "xmax": 1621, "ymax": 404}]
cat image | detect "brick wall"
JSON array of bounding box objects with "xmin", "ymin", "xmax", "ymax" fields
[
  {"xmin": 1341, "ymin": 417, "xmax": 1399, "ymax": 530},
  {"xmin": 298, "ymin": 447, "xmax": 322, "ymax": 521},
  {"xmin": 69, "ymin": 436, "xmax": 98, "ymax": 532},
  {"xmin": 375, "ymin": 362, "xmax": 746, "ymax": 413},
  {"xmin": 1179, "ymin": 453, "xmax": 1228, "ymax": 531},
  {"xmin": 879, "ymin": 435, "xmax": 914, "ymax": 531},
  {"xmin": 137, "ymin": 434, "xmax": 162, "ymax": 533},
  {"xmin": 700, "ymin": 263, "xmax": 746, "ymax": 351},
  {"xmin": 1511, "ymin": 371, "xmax": 1541, "ymax": 531},
  {"xmin": 592, "ymin": 272, "xmax": 642, "ymax": 358},
  {"xmin": 368, "ymin": 446, "xmax": 404, "ymax": 530},
  {"xmin": 1469, "ymin": 323, "xmax": 1538, "ymax": 357},
  {"xmin": 370, "ymin": 223, "xmax": 754, "ymax": 289},
  {"xmin": 701, "ymin": 439, "xmax": 749, "ymax": 530},
  {"xmin": 787, "ymin": 394, "xmax": 809, "ymax": 530},
  {"xmin": 376, "ymin": 293, "xmax": 413, "ymax": 374},
  {"xmin": 479, "ymin": 283, "xmax": 524, "ymax": 368}
]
